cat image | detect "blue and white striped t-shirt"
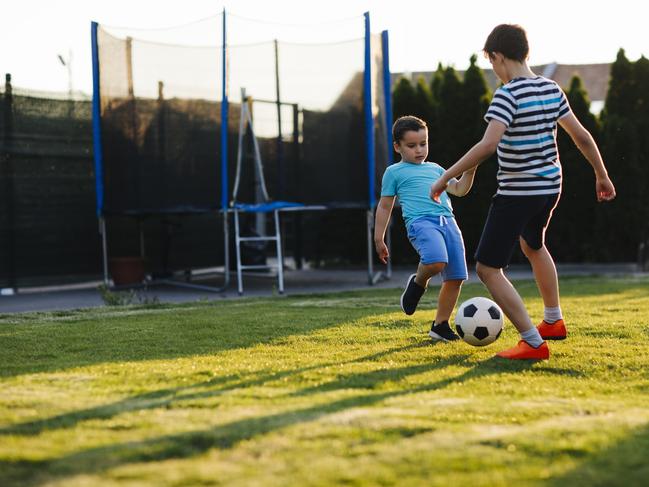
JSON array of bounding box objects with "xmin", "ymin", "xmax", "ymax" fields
[{"xmin": 485, "ymin": 76, "xmax": 571, "ymax": 196}]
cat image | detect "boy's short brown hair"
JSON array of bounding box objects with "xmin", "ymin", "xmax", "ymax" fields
[
  {"xmin": 483, "ymin": 24, "xmax": 529, "ymax": 62},
  {"xmin": 392, "ymin": 115, "xmax": 427, "ymax": 143}
]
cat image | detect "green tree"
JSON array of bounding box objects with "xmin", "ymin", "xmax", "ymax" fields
[
  {"xmin": 451, "ymin": 55, "xmax": 496, "ymax": 259},
  {"xmin": 414, "ymin": 76, "xmax": 435, "ymax": 129},
  {"xmin": 598, "ymin": 49, "xmax": 642, "ymax": 261},
  {"xmin": 461, "ymin": 54, "xmax": 492, "ymax": 143},
  {"xmin": 601, "ymin": 49, "xmax": 635, "ymax": 121},
  {"xmin": 436, "ymin": 66, "xmax": 465, "ymax": 163},
  {"xmin": 430, "ymin": 63, "xmax": 444, "ymax": 102},
  {"xmin": 630, "ymin": 55, "xmax": 649, "ymax": 255},
  {"xmin": 391, "ymin": 76, "xmax": 418, "ymax": 121},
  {"xmin": 550, "ymin": 75, "xmax": 601, "ymax": 261},
  {"xmin": 391, "ymin": 75, "xmax": 436, "ymax": 131}
]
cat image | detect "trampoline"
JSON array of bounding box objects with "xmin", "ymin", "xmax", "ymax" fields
[{"xmin": 91, "ymin": 11, "xmax": 393, "ymax": 293}]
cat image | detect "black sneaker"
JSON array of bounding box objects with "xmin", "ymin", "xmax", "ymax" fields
[
  {"xmin": 400, "ymin": 274, "xmax": 425, "ymax": 315},
  {"xmin": 429, "ymin": 320, "xmax": 460, "ymax": 342}
]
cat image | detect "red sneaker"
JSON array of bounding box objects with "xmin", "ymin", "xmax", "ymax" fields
[
  {"xmin": 537, "ymin": 319, "xmax": 567, "ymax": 340},
  {"xmin": 496, "ymin": 340, "xmax": 549, "ymax": 360}
]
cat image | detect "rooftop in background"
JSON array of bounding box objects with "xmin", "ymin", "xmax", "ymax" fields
[{"xmin": 394, "ymin": 62, "xmax": 611, "ymax": 104}]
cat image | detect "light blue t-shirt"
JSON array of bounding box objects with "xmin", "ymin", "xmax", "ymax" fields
[{"xmin": 380, "ymin": 161, "xmax": 454, "ymax": 227}]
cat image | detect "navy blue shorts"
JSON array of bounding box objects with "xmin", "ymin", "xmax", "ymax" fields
[
  {"xmin": 475, "ymin": 193, "xmax": 560, "ymax": 269},
  {"xmin": 407, "ymin": 215, "xmax": 468, "ymax": 281}
]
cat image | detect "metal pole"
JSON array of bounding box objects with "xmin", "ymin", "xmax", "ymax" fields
[
  {"xmin": 2, "ymin": 73, "xmax": 16, "ymax": 292},
  {"xmin": 381, "ymin": 30, "xmax": 394, "ymax": 160},
  {"xmin": 363, "ymin": 12, "xmax": 376, "ymax": 211},
  {"xmin": 125, "ymin": 36, "xmax": 141, "ymax": 209},
  {"xmin": 91, "ymin": 22, "xmax": 107, "ymax": 286},
  {"xmin": 100, "ymin": 217, "xmax": 109, "ymax": 285},
  {"xmin": 221, "ymin": 9, "xmax": 230, "ymax": 289},
  {"xmin": 381, "ymin": 30, "xmax": 393, "ymax": 281},
  {"xmin": 363, "ymin": 13, "xmax": 376, "ymax": 285},
  {"xmin": 367, "ymin": 210, "xmax": 374, "ymax": 285},
  {"xmin": 292, "ymin": 103, "xmax": 303, "ymax": 270},
  {"xmin": 234, "ymin": 210, "xmax": 243, "ymax": 295},
  {"xmin": 274, "ymin": 39, "xmax": 284, "ymax": 198},
  {"xmin": 223, "ymin": 210, "xmax": 230, "ymax": 288},
  {"xmin": 138, "ymin": 218, "xmax": 145, "ymax": 259},
  {"xmin": 274, "ymin": 210, "xmax": 285, "ymax": 294},
  {"xmin": 232, "ymin": 87, "xmax": 247, "ymax": 203}
]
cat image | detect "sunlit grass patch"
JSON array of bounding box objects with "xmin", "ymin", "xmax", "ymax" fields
[{"xmin": 1, "ymin": 276, "xmax": 648, "ymax": 486}]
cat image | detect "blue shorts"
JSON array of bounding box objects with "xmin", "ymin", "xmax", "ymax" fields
[{"xmin": 406, "ymin": 215, "xmax": 468, "ymax": 281}]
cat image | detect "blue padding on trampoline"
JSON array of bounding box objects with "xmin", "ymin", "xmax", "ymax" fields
[{"xmin": 232, "ymin": 201, "xmax": 305, "ymax": 213}]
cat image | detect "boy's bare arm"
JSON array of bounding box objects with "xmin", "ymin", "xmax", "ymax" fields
[
  {"xmin": 374, "ymin": 196, "xmax": 395, "ymax": 264},
  {"xmin": 558, "ymin": 112, "xmax": 616, "ymax": 201},
  {"xmin": 430, "ymin": 120, "xmax": 506, "ymax": 201},
  {"xmin": 446, "ymin": 167, "xmax": 478, "ymax": 197}
]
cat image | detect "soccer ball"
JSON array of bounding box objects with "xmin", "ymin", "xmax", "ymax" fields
[{"xmin": 455, "ymin": 297, "xmax": 504, "ymax": 347}]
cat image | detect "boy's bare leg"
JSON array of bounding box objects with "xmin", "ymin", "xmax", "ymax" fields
[
  {"xmin": 475, "ymin": 262, "xmax": 534, "ymax": 333},
  {"xmin": 414, "ymin": 262, "xmax": 445, "ymax": 287},
  {"xmin": 435, "ymin": 279, "xmax": 463, "ymax": 323},
  {"xmin": 402, "ymin": 262, "xmax": 445, "ymax": 316},
  {"xmin": 519, "ymin": 238, "xmax": 560, "ymax": 308}
]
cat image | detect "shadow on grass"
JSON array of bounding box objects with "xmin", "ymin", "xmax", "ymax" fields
[
  {"xmin": 0, "ymin": 300, "xmax": 397, "ymax": 378},
  {"xmin": 543, "ymin": 423, "xmax": 649, "ymax": 487},
  {"xmin": 2, "ymin": 276, "xmax": 646, "ymax": 380},
  {"xmin": 0, "ymin": 351, "xmax": 575, "ymax": 486},
  {"xmin": 0, "ymin": 343, "xmax": 425, "ymax": 437}
]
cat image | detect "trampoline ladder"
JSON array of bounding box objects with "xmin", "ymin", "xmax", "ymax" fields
[{"xmin": 233, "ymin": 209, "xmax": 285, "ymax": 295}]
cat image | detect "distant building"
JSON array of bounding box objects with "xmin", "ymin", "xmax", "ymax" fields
[{"xmin": 393, "ymin": 62, "xmax": 611, "ymax": 114}]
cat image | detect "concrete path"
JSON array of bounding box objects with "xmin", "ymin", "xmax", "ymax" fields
[{"xmin": 0, "ymin": 263, "xmax": 641, "ymax": 314}]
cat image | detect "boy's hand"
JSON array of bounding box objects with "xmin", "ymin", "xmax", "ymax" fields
[
  {"xmin": 430, "ymin": 178, "xmax": 448, "ymax": 203},
  {"xmin": 596, "ymin": 177, "xmax": 616, "ymax": 202},
  {"xmin": 375, "ymin": 240, "xmax": 389, "ymax": 264}
]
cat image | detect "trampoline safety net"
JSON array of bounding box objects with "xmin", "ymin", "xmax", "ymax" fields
[
  {"xmin": 97, "ymin": 20, "xmax": 224, "ymax": 214},
  {"xmin": 94, "ymin": 12, "xmax": 390, "ymax": 271},
  {"xmin": 228, "ymin": 34, "xmax": 388, "ymax": 207}
]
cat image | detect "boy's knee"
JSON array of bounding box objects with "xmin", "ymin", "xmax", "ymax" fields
[
  {"xmin": 519, "ymin": 236, "xmax": 544, "ymax": 257},
  {"xmin": 475, "ymin": 262, "xmax": 498, "ymax": 282},
  {"xmin": 422, "ymin": 262, "xmax": 445, "ymax": 275},
  {"xmin": 519, "ymin": 237, "xmax": 534, "ymax": 257},
  {"xmin": 444, "ymin": 279, "xmax": 463, "ymax": 289}
]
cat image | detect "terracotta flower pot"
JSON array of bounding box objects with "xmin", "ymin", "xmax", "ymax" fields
[{"xmin": 109, "ymin": 257, "xmax": 145, "ymax": 286}]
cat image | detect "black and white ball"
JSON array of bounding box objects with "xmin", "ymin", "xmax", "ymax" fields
[{"xmin": 455, "ymin": 297, "xmax": 504, "ymax": 347}]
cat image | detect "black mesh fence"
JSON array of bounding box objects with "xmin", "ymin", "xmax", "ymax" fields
[
  {"xmin": 0, "ymin": 83, "xmax": 101, "ymax": 288},
  {"xmin": 0, "ymin": 80, "xmax": 226, "ymax": 288}
]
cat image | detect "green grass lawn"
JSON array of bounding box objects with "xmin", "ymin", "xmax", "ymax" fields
[{"xmin": 1, "ymin": 276, "xmax": 649, "ymax": 486}]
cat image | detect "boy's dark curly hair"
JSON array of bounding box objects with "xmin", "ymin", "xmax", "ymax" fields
[{"xmin": 392, "ymin": 115, "xmax": 427, "ymax": 143}]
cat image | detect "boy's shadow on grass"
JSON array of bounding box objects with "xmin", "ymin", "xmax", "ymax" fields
[
  {"xmin": 0, "ymin": 343, "xmax": 583, "ymax": 486},
  {"xmin": 0, "ymin": 343, "xmax": 420, "ymax": 437},
  {"xmin": 0, "ymin": 342, "xmax": 434, "ymax": 438}
]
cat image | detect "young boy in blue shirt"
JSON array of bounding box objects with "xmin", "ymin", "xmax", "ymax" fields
[
  {"xmin": 374, "ymin": 116, "xmax": 476, "ymax": 342},
  {"xmin": 430, "ymin": 24, "xmax": 616, "ymax": 359}
]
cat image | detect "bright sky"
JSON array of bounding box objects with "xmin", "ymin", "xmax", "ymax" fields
[{"xmin": 1, "ymin": 0, "xmax": 646, "ymax": 95}]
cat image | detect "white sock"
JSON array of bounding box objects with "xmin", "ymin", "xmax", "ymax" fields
[
  {"xmin": 521, "ymin": 328, "xmax": 544, "ymax": 348},
  {"xmin": 544, "ymin": 306, "xmax": 563, "ymax": 323}
]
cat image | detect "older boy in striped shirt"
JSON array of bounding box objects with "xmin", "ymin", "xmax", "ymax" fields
[{"xmin": 430, "ymin": 24, "xmax": 616, "ymax": 360}]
